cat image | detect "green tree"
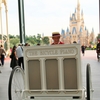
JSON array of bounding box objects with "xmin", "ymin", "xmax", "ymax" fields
[
  {"xmin": 32, "ymin": 35, "xmax": 37, "ymax": 44},
  {"xmin": 36, "ymin": 34, "xmax": 42, "ymax": 44},
  {"xmin": 97, "ymin": 33, "xmax": 100, "ymax": 40},
  {"xmin": 29, "ymin": 34, "xmax": 42, "ymax": 45},
  {"xmin": 89, "ymin": 41, "xmax": 93, "ymax": 45},
  {"xmin": 26, "ymin": 39, "xmax": 35, "ymax": 45},
  {"xmin": 42, "ymin": 36, "xmax": 50, "ymax": 45},
  {"xmin": 10, "ymin": 38, "xmax": 20, "ymax": 48},
  {"xmin": 23, "ymin": 34, "xmax": 42, "ymax": 45},
  {"xmin": 8, "ymin": 34, "xmax": 50, "ymax": 47},
  {"xmin": 0, "ymin": 34, "xmax": 2, "ymax": 39},
  {"xmin": 9, "ymin": 34, "xmax": 16, "ymax": 38}
]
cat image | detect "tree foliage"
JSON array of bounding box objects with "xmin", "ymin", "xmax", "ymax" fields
[
  {"xmin": 10, "ymin": 38, "xmax": 20, "ymax": 48},
  {"xmin": 8, "ymin": 34, "xmax": 50, "ymax": 47},
  {"xmin": 42, "ymin": 36, "xmax": 50, "ymax": 45},
  {"xmin": 97, "ymin": 33, "xmax": 100, "ymax": 40}
]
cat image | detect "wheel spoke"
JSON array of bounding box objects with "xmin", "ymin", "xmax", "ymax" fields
[{"xmin": 8, "ymin": 66, "xmax": 24, "ymax": 100}]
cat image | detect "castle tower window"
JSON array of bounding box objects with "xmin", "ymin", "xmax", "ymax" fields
[
  {"xmin": 72, "ymin": 27, "xmax": 77, "ymax": 34},
  {"xmin": 80, "ymin": 27, "xmax": 83, "ymax": 33}
]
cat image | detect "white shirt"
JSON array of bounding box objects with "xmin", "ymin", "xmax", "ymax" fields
[{"xmin": 16, "ymin": 46, "xmax": 23, "ymax": 58}]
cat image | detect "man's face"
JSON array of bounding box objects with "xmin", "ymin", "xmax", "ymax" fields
[{"xmin": 52, "ymin": 35, "xmax": 60, "ymax": 44}]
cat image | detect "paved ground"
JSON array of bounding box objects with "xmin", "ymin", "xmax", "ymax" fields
[
  {"xmin": 0, "ymin": 59, "xmax": 11, "ymax": 100},
  {"xmin": 81, "ymin": 50, "xmax": 100, "ymax": 100},
  {"xmin": 0, "ymin": 50, "xmax": 100, "ymax": 100}
]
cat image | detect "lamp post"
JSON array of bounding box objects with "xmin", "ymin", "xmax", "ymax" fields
[{"xmin": 18, "ymin": 0, "xmax": 25, "ymax": 44}]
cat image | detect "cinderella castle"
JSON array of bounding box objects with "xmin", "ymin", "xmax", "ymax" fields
[{"xmin": 60, "ymin": 0, "xmax": 94, "ymax": 46}]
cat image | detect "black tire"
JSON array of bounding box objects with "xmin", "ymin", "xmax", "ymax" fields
[
  {"xmin": 8, "ymin": 66, "xmax": 24, "ymax": 100},
  {"xmin": 86, "ymin": 64, "xmax": 91, "ymax": 100}
]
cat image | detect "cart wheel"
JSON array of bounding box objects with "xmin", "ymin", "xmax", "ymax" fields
[
  {"xmin": 8, "ymin": 66, "xmax": 25, "ymax": 100},
  {"xmin": 86, "ymin": 64, "xmax": 91, "ymax": 100}
]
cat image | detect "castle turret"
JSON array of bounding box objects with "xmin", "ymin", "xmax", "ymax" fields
[
  {"xmin": 60, "ymin": 0, "xmax": 95, "ymax": 46},
  {"xmin": 81, "ymin": 9, "xmax": 84, "ymax": 31},
  {"xmin": 77, "ymin": 0, "xmax": 80, "ymax": 21},
  {"xmin": 77, "ymin": 0, "xmax": 81, "ymax": 35},
  {"xmin": 81, "ymin": 10, "xmax": 83, "ymax": 20}
]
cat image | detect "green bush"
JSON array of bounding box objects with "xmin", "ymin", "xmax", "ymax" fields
[{"xmin": 85, "ymin": 47, "xmax": 96, "ymax": 50}]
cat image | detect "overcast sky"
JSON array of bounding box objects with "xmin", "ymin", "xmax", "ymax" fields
[{"xmin": 1, "ymin": 0, "xmax": 99, "ymax": 37}]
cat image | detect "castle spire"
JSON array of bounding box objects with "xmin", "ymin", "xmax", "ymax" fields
[
  {"xmin": 81, "ymin": 9, "xmax": 83, "ymax": 16},
  {"xmin": 77, "ymin": 0, "xmax": 80, "ymax": 20},
  {"xmin": 81, "ymin": 9, "xmax": 84, "ymax": 20},
  {"xmin": 70, "ymin": 12, "xmax": 71, "ymax": 17},
  {"xmin": 77, "ymin": 0, "xmax": 80, "ymax": 5},
  {"xmin": 77, "ymin": 0, "xmax": 80, "ymax": 8},
  {"xmin": 75, "ymin": 8, "xmax": 76, "ymax": 13},
  {"xmin": 92, "ymin": 28, "xmax": 94, "ymax": 33}
]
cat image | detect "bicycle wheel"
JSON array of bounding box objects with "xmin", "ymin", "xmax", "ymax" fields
[
  {"xmin": 86, "ymin": 64, "xmax": 92, "ymax": 100},
  {"xmin": 8, "ymin": 66, "xmax": 25, "ymax": 100}
]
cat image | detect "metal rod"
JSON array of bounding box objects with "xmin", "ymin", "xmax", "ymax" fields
[
  {"xmin": 18, "ymin": 0, "xmax": 26, "ymax": 43},
  {"xmin": 22, "ymin": 0, "xmax": 26, "ymax": 43},
  {"xmin": 18, "ymin": 0, "xmax": 22, "ymax": 43}
]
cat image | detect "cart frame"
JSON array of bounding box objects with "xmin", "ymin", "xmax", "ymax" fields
[{"xmin": 8, "ymin": 44, "xmax": 93, "ymax": 100}]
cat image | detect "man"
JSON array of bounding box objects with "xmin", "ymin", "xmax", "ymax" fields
[
  {"xmin": 16, "ymin": 44, "xmax": 24, "ymax": 69},
  {"xmin": 0, "ymin": 45, "xmax": 6, "ymax": 66},
  {"xmin": 51, "ymin": 32, "xmax": 64, "ymax": 45},
  {"xmin": 81, "ymin": 44, "xmax": 85, "ymax": 56},
  {"xmin": 96, "ymin": 39, "xmax": 100, "ymax": 60},
  {"xmin": 0, "ymin": 45, "xmax": 6, "ymax": 73}
]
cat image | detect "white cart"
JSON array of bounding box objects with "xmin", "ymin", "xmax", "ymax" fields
[{"xmin": 8, "ymin": 44, "xmax": 93, "ymax": 100}]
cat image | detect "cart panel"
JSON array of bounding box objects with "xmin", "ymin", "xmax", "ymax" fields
[
  {"xmin": 24, "ymin": 44, "xmax": 82, "ymax": 92},
  {"xmin": 63, "ymin": 58, "xmax": 77, "ymax": 89},
  {"xmin": 45, "ymin": 59, "xmax": 59, "ymax": 89},
  {"xmin": 28, "ymin": 60, "xmax": 41, "ymax": 89}
]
